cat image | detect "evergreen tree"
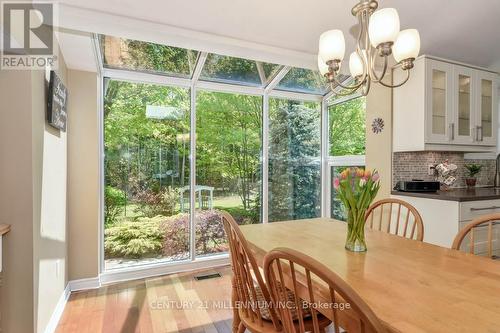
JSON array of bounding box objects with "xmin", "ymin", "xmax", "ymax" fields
[{"xmin": 268, "ymin": 100, "xmax": 321, "ymax": 221}]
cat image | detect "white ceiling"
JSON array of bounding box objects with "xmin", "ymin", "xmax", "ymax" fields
[
  {"xmin": 55, "ymin": 29, "xmax": 97, "ymax": 72},
  {"xmin": 58, "ymin": 0, "xmax": 500, "ymax": 71}
]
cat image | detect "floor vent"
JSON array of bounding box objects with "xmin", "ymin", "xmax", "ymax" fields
[{"xmin": 194, "ymin": 272, "xmax": 222, "ymax": 281}]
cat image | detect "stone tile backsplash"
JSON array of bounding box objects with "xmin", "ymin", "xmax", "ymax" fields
[{"xmin": 393, "ymin": 152, "xmax": 496, "ymax": 188}]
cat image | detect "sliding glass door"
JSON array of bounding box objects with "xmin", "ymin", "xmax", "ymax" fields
[
  {"xmin": 103, "ymin": 79, "xmax": 191, "ymax": 270},
  {"xmin": 195, "ymin": 91, "xmax": 263, "ymax": 257}
]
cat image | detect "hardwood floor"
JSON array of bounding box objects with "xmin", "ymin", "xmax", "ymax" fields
[{"xmin": 56, "ymin": 266, "xmax": 234, "ymax": 333}]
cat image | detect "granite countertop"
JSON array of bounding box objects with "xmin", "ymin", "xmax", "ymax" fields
[{"xmin": 391, "ymin": 187, "xmax": 500, "ymax": 202}]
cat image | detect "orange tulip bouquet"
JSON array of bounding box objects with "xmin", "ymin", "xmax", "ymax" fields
[{"xmin": 333, "ymin": 168, "xmax": 380, "ymax": 252}]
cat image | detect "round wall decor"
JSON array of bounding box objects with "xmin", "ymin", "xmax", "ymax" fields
[{"xmin": 371, "ymin": 117, "xmax": 384, "ymax": 134}]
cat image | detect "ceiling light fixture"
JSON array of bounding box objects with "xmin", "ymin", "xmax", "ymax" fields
[{"xmin": 318, "ymin": 0, "xmax": 420, "ymax": 96}]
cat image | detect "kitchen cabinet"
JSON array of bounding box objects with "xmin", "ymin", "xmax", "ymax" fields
[
  {"xmin": 391, "ymin": 194, "xmax": 500, "ymax": 250},
  {"xmin": 393, "ymin": 56, "xmax": 499, "ymax": 152}
]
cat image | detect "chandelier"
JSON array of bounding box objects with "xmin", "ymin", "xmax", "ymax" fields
[{"xmin": 318, "ymin": 0, "xmax": 420, "ymax": 96}]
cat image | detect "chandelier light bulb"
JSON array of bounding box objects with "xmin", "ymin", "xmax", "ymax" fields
[
  {"xmin": 368, "ymin": 8, "xmax": 400, "ymax": 47},
  {"xmin": 317, "ymin": 54, "xmax": 329, "ymax": 76},
  {"xmin": 319, "ymin": 29, "xmax": 346, "ymax": 62},
  {"xmin": 393, "ymin": 29, "xmax": 421, "ymax": 63},
  {"xmin": 349, "ymin": 51, "xmax": 365, "ymax": 78},
  {"xmin": 317, "ymin": 1, "xmax": 416, "ymax": 96}
]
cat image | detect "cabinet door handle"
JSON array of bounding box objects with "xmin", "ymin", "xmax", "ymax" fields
[
  {"xmin": 449, "ymin": 123, "xmax": 454, "ymax": 140},
  {"xmin": 475, "ymin": 126, "xmax": 480, "ymax": 141},
  {"xmin": 470, "ymin": 206, "xmax": 500, "ymax": 211},
  {"xmin": 480, "ymin": 126, "xmax": 483, "ymax": 141}
]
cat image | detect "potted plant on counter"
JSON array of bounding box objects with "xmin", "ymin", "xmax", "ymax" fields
[{"xmin": 464, "ymin": 164, "xmax": 482, "ymax": 188}]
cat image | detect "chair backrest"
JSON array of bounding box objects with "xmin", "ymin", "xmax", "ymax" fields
[
  {"xmin": 365, "ymin": 198, "xmax": 424, "ymax": 241},
  {"xmin": 220, "ymin": 211, "xmax": 280, "ymax": 329},
  {"xmin": 264, "ymin": 247, "xmax": 387, "ymax": 333},
  {"xmin": 452, "ymin": 213, "xmax": 500, "ymax": 259}
]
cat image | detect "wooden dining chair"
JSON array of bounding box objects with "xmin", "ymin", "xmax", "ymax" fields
[
  {"xmin": 221, "ymin": 211, "xmax": 331, "ymax": 333},
  {"xmin": 365, "ymin": 198, "xmax": 424, "ymax": 241},
  {"xmin": 264, "ymin": 247, "xmax": 387, "ymax": 333},
  {"xmin": 452, "ymin": 213, "xmax": 500, "ymax": 260}
]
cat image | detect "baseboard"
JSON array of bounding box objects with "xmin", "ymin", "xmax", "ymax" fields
[
  {"xmin": 100, "ymin": 255, "xmax": 230, "ymax": 285},
  {"xmin": 68, "ymin": 276, "xmax": 101, "ymax": 292},
  {"xmin": 43, "ymin": 284, "xmax": 70, "ymax": 333}
]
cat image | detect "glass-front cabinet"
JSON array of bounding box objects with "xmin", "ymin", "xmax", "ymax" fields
[
  {"xmin": 475, "ymin": 71, "xmax": 498, "ymax": 146},
  {"xmin": 426, "ymin": 59, "xmax": 453, "ymax": 144},
  {"xmin": 453, "ymin": 65, "xmax": 475, "ymax": 144},
  {"xmin": 424, "ymin": 58, "xmax": 498, "ymax": 147},
  {"xmin": 395, "ymin": 56, "xmax": 498, "ymax": 152}
]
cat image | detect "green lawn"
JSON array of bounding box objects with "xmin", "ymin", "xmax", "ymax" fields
[{"xmin": 115, "ymin": 194, "xmax": 246, "ymax": 221}]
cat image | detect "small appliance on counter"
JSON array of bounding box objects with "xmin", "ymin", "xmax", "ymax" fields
[{"xmin": 394, "ymin": 180, "xmax": 440, "ymax": 193}]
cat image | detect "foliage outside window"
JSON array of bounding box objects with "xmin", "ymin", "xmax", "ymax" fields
[
  {"xmin": 196, "ymin": 91, "xmax": 263, "ymax": 257},
  {"xmin": 100, "ymin": 34, "xmax": 365, "ymax": 270},
  {"xmin": 269, "ymin": 98, "xmax": 322, "ymax": 222},
  {"xmin": 329, "ymin": 97, "xmax": 366, "ymax": 221},
  {"xmin": 101, "ymin": 35, "xmax": 198, "ymax": 78},
  {"xmin": 104, "ymin": 79, "xmax": 193, "ymax": 269}
]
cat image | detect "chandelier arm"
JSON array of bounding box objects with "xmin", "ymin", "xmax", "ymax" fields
[
  {"xmin": 369, "ymin": 54, "xmax": 388, "ymax": 83},
  {"xmin": 329, "ymin": 83, "xmax": 360, "ymax": 96},
  {"xmin": 355, "ymin": 10, "xmax": 369, "ymax": 84},
  {"xmin": 377, "ymin": 69, "xmax": 411, "ymax": 88},
  {"xmin": 331, "ymin": 75, "xmax": 365, "ymax": 90},
  {"xmin": 361, "ymin": 76, "xmax": 370, "ymax": 96}
]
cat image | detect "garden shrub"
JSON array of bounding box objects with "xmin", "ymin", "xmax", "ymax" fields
[
  {"xmin": 135, "ymin": 186, "xmax": 178, "ymax": 218},
  {"xmin": 220, "ymin": 206, "xmax": 258, "ymax": 225},
  {"xmin": 161, "ymin": 210, "xmax": 228, "ymax": 257},
  {"xmin": 105, "ymin": 186, "xmax": 126, "ymax": 226},
  {"xmin": 196, "ymin": 210, "xmax": 227, "ymax": 255},
  {"xmin": 161, "ymin": 213, "xmax": 189, "ymax": 257},
  {"xmin": 105, "ymin": 217, "xmax": 164, "ymax": 258}
]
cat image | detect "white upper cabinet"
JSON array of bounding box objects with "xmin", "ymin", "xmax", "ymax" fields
[
  {"xmin": 426, "ymin": 59, "xmax": 453, "ymax": 144},
  {"xmin": 393, "ymin": 56, "xmax": 499, "ymax": 152},
  {"xmin": 475, "ymin": 71, "xmax": 498, "ymax": 146},
  {"xmin": 453, "ymin": 65, "xmax": 475, "ymax": 144}
]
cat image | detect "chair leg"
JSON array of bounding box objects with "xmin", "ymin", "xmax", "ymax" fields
[
  {"xmin": 237, "ymin": 322, "xmax": 246, "ymax": 333},
  {"xmin": 231, "ymin": 277, "xmax": 241, "ymax": 333}
]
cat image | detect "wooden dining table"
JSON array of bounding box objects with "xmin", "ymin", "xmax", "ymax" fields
[{"xmin": 240, "ymin": 218, "xmax": 500, "ymax": 333}]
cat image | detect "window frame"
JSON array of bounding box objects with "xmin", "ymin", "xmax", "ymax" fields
[{"xmin": 94, "ymin": 33, "xmax": 353, "ymax": 281}]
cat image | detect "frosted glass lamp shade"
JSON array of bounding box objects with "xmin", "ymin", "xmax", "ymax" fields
[
  {"xmin": 317, "ymin": 55, "xmax": 329, "ymax": 76},
  {"xmin": 368, "ymin": 8, "xmax": 400, "ymax": 47},
  {"xmin": 319, "ymin": 30, "xmax": 345, "ymax": 62},
  {"xmin": 349, "ymin": 51, "xmax": 365, "ymax": 77},
  {"xmin": 393, "ymin": 29, "xmax": 421, "ymax": 62}
]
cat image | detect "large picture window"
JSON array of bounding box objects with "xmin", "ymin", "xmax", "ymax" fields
[
  {"xmin": 195, "ymin": 91, "xmax": 263, "ymax": 257},
  {"xmin": 103, "ymin": 79, "xmax": 191, "ymax": 270},
  {"xmin": 99, "ymin": 34, "xmax": 360, "ymax": 273}
]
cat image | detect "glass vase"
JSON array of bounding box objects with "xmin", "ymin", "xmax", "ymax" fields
[{"xmin": 345, "ymin": 208, "xmax": 367, "ymax": 252}]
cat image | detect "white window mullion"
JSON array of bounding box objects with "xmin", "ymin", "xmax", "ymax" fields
[
  {"xmin": 262, "ymin": 94, "xmax": 269, "ymax": 223},
  {"xmin": 321, "ymin": 100, "xmax": 330, "ymax": 218},
  {"xmin": 189, "ymin": 86, "xmax": 197, "ymax": 261}
]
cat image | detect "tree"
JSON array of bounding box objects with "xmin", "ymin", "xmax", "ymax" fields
[
  {"xmin": 103, "ymin": 80, "xmax": 190, "ymax": 200},
  {"xmin": 268, "ymin": 99, "xmax": 321, "ymax": 221},
  {"xmin": 196, "ymin": 91, "xmax": 262, "ymax": 210},
  {"xmin": 329, "ymin": 97, "xmax": 366, "ymax": 156}
]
